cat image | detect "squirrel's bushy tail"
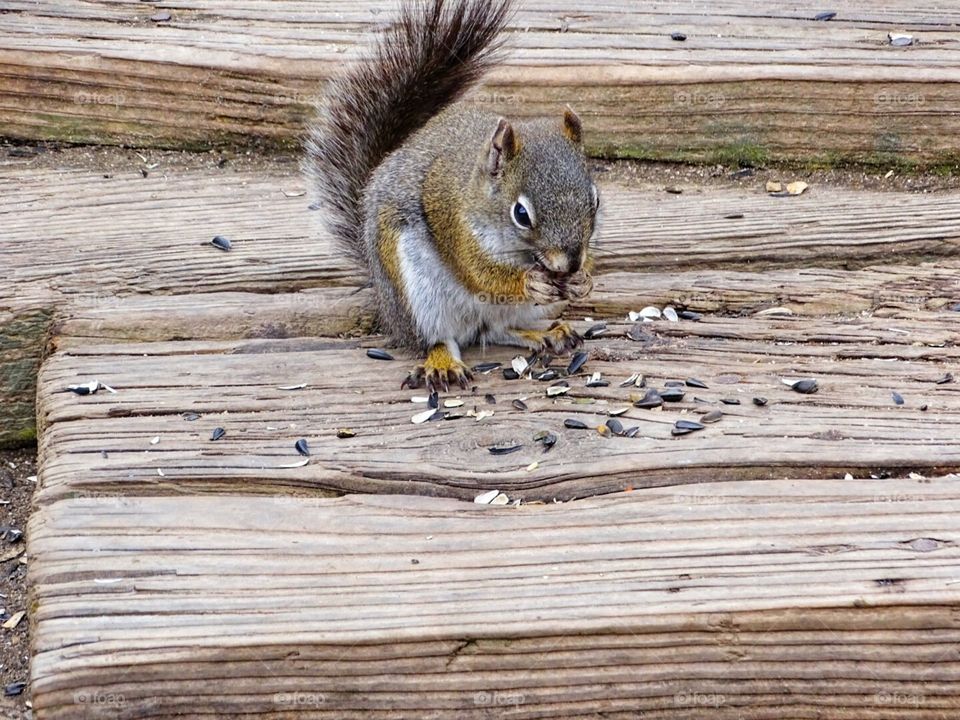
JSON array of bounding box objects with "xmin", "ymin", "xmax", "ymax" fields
[{"xmin": 306, "ymin": 0, "xmax": 514, "ymax": 270}]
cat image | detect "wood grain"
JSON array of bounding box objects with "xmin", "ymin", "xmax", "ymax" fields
[
  {"xmin": 28, "ymin": 484, "xmax": 960, "ymax": 719},
  {"xmin": 35, "ymin": 304, "xmax": 960, "ymax": 504},
  {"xmin": 4, "ymin": 1, "xmax": 960, "ymax": 163},
  {"xmin": 5, "ymin": 157, "xmax": 959, "ymax": 446}
]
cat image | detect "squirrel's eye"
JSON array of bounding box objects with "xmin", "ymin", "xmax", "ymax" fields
[{"xmin": 512, "ymin": 201, "xmax": 532, "ymax": 229}]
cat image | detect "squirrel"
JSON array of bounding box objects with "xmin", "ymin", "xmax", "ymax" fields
[{"xmin": 307, "ymin": 0, "xmax": 599, "ymax": 392}]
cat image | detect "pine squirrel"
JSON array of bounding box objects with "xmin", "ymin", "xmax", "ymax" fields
[{"xmin": 307, "ymin": 0, "xmax": 598, "ymax": 392}]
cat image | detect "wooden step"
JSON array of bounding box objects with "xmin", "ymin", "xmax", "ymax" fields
[
  {"xmin": 4, "ymin": 1, "xmax": 960, "ymax": 164},
  {"xmin": 4, "ymin": 153, "xmax": 960, "ymax": 447},
  {"xmin": 28, "ymin": 484, "xmax": 960, "ymax": 719},
  {"xmin": 36, "ymin": 304, "xmax": 959, "ymax": 505}
]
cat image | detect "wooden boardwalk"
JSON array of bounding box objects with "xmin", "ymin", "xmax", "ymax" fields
[
  {"xmin": 2, "ymin": 3, "xmax": 960, "ymax": 712},
  {"xmin": 4, "ymin": 1, "xmax": 960, "ymax": 164},
  {"xmin": 6, "ymin": 150, "xmax": 956, "ymax": 717}
]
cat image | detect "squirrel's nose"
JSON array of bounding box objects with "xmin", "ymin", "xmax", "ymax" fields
[
  {"xmin": 541, "ymin": 249, "xmax": 570, "ymax": 274},
  {"xmin": 567, "ymin": 252, "xmax": 582, "ymax": 274}
]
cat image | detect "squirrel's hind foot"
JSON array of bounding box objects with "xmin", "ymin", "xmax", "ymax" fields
[
  {"xmin": 512, "ymin": 321, "xmax": 584, "ymax": 356},
  {"xmin": 402, "ymin": 343, "xmax": 474, "ymax": 393}
]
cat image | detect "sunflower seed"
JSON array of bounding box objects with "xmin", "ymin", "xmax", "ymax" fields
[
  {"xmin": 814, "ymin": 11, "xmax": 836, "ymax": 20},
  {"xmin": 444, "ymin": 399, "xmax": 465, "ymax": 408},
  {"xmin": 634, "ymin": 388, "xmax": 663, "ymax": 409},
  {"xmin": 210, "ymin": 235, "xmax": 232, "ymax": 251},
  {"xmin": 472, "ymin": 362, "xmax": 502, "ymax": 374},
  {"xmin": 512, "ymin": 399, "xmax": 529, "ymax": 411},
  {"xmin": 753, "ymin": 397, "xmax": 768, "ymax": 406},
  {"xmin": 503, "ymin": 368, "xmax": 520, "ymax": 380},
  {"xmin": 536, "ymin": 369, "xmax": 559, "ymax": 382},
  {"xmin": 892, "ymin": 391, "xmax": 905, "ymax": 405},
  {"xmin": 295, "ymin": 439, "xmax": 310, "ymax": 456},
  {"xmin": 489, "ymin": 444, "xmax": 523, "ymax": 456},
  {"xmin": 512, "ymin": 355, "xmax": 529, "ymax": 375},
  {"xmin": 791, "ymin": 379, "xmax": 819, "ymax": 394},
  {"xmin": 277, "ymin": 383, "xmax": 307, "ymax": 391},
  {"xmin": 663, "ymin": 306, "xmax": 679, "ymax": 322},
  {"xmin": 428, "ymin": 392, "xmax": 439, "ymax": 409},
  {"xmin": 620, "ymin": 373, "xmax": 640, "ymax": 387},
  {"xmin": 920, "ymin": 404, "xmax": 929, "ymax": 412},
  {"xmin": 547, "ymin": 385, "xmax": 570, "ymax": 397},
  {"xmin": 411, "ymin": 408, "xmax": 437, "ymax": 424},
  {"xmin": 660, "ymin": 387, "xmax": 686, "ymax": 402},
  {"xmin": 670, "ymin": 31, "xmax": 687, "ymax": 41},
  {"xmin": 678, "ymin": 310, "xmax": 702, "ymax": 321},
  {"xmin": 182, "ymin": 411, "xmax": 201, "ymax": 421},
  {"xmin": 935, "ymin": 373, "xmax": 953, "ymax": 385},
  {"xmin": 485, "ymin": 394, "xmax": 497, "ymax": 404},
  {"xmin": 150, "ymin": 436, "xmax": 160, "ymax": 445},
  {"xmin": 640, "ymin": 306, "xmax": 661, "ymax": 320},
  {"xmin": 489, "ymin": 492, "xmax": 510, "ymax": 505},
  {"xmin": 702, "ymin": 409, "xmax": 724, "ymax": 423},
  {"xmin": 585, "ymin": 372, "xmax": 608, "ymax": 388},
  {"xmin": 720, "ymin": 398, "xmax": 741, "ymax": 406},
  {"xmin": 583, "ymin": 323, "xmax": 607, "ymax": 339},
  {"xmin": 672, "ymin": 419, "xmax": 705, "ymax": 436},
  {"xmin": 664, "ymin": 380, "xmax": 684, "ymax": 387},
  {"xmin": 444, "ymin": 412, "xmax": 467, "ymax": 420},
  {"xmin": 564, "ymin": 418, "xmax": 589, "ymax": 430},
  {"xmin": 474, "ymin": 489, "xmax": 501, "ymax": 505},
  {"xmin": 210, "ymin": 427, "xmax": 226, "ymax": 441},
  {"xmin": 336, "ymin": 429, "xmax": 356, "ymax": 439},
  {"xmin": 609, "ymin": 407, "xmax": 629, "ymax": 416},
  {"xmin": 624, "ymin": 426, "xmax": 640, "ymax": 438},
  {"xmin": 685, "ymin": 378, "xmax": 708, "ymax": 389},
  {"xmin": 67, "ymin": 380, "xmax": 100, "ymax": 396},
  {"xmin": 888, "ymin": 32, "xmax": 914, "ymax": 46},
  {"xmin": 366, "ymin": 348, "xmax": 394, "ymax": 361},
  {"xmin": 567, "ymin": 351, "xmax": 589, "ymax": 375},
  {"xmin": 605, "ymin": 418, "xmax": 624, "ymax": 435},
  {"xmin": 536, "ymin": 431, "xmax": 558, "ymax": 451},
  {"xmin": 4, "ymin": 682, "xmax": 26, "ymax": 697}
]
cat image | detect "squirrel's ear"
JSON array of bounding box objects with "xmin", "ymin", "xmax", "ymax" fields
[
  {"xmin": 487, "ymin": 117, "xmax": 518, "ymax": 177},
  {"xmin": 562, "ymin": 107, "xmax": 583, "ymax": 146}
]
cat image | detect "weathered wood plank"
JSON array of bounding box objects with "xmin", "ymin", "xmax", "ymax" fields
[
  {"xmin": 4, "ymin": 1, "xmax": 960, "ymax": 163},
  {"xmin": 35, "ymin": 304, "xmax": 960, "ymax": 504},
  {"xmin": 4, "ymin": 155, "xmax": 959, "ymax": 446},
  {"xmin": 28, "ymin": 484, "xmax": 960, "ymax": 718}
]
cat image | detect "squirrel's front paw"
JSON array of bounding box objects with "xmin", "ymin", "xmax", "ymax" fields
[
  {"xmin": 401, "ymin": 344, "xmax": 474, "ymax": 393},
  {"xmin": 524, "ymin": 267, "xmax": 566, "ymax": 305},
  {"xmin": 560, "ymin": 269, "xmax": 593, "ymax": 301}
]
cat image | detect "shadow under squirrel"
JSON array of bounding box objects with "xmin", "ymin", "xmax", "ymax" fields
[{"xmin": 307, "ymin": 0, "xmax": 599, "ymax": 392}]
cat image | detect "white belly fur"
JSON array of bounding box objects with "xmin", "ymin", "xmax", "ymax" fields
[{"xmin": 397, "ymin": 229, "xmax": 551, "ymax": 348}]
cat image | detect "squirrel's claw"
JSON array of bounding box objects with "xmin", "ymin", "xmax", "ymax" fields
[
  {"xmin": 561, "ymin": 269, "xmax": 593, "ymax": 301},
  {"xmin": 404, "ymin": 345, "xmax": 474, "ymax": 394},
  {"xmin": 512, "ymin": 321, "xmax": 583, "ymax": 356},
  {"xmin": 524, "ymin": 266, "xmax": 566, "ymax": 306}
]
